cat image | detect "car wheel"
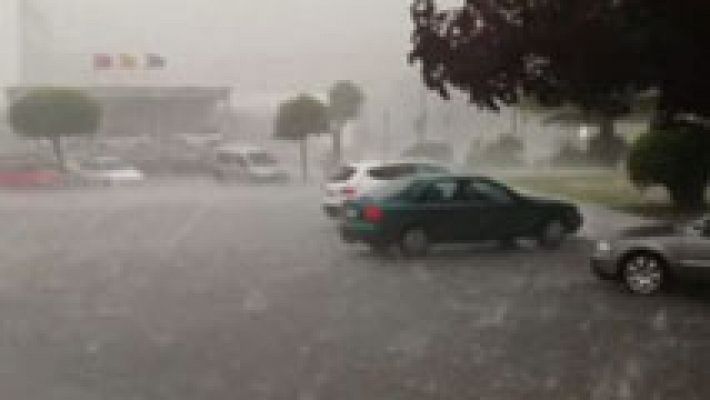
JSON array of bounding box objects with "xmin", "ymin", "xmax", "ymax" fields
[
  {"xmin": 621, "ymin": 253, "xmax": 665, "ymax": 295},
  {"xmin": 399, "ymin": 227, "xmax": 429, "ymax": 257},
  {"xmin": 538, "ymin": 219, "xmax": 566, "ymax": 249}
]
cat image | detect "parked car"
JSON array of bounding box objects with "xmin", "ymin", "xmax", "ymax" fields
[
  {"xmin": 591, "ymin": 217, "xmax": 710, "ymax": 295},
  {"xmin": 212, "ymin": 145, "xmax": 289, "ymax": 183},
  {"xmin": 339, "ymin": 174, "xmax": 582, "ymax": 255},
  {"xmin": 69, "ymin": 156, "xmax": 144, "ymax": 186},
  {"xmin": 322, "ymin": 160, "xmax": 450, "ymax": 218},
  {"xmin": 0, "ymin": 159, "xmax": 63, "ymax": 188}
]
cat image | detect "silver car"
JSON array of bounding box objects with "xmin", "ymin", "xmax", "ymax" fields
[{"xmin": 591, "ymin": 217, "xmax": 710, "ymax": 295}]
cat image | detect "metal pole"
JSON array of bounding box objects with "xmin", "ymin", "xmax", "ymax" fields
[
  {"xmin": 419, "ymin": 88, "xmax": 428, "ymax": 141},
  {"xmin": 17, "ymin": 0, "xmax": 27, "ymax": 84},
  {"xmin": 382, "ymin": 109, "xmax": 390, "ymax": 161}
]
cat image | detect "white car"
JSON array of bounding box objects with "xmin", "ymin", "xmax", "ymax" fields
[
  {"xmin": 322, "ymin": 160, "xmax": 450, "ymax": 217},
  {"xmin": 70, "ymin": 157, "xmax": 144, "ymax": 186},
  {"xmin": 212, "ymin": 145, "xmax": 289, "ymax": 183}
]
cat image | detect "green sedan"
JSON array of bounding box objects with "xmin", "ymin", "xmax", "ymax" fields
[{"xmin": 339, "ymin": 175, "xmax": 583, "ymax": 256}]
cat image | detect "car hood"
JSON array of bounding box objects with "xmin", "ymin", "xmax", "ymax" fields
[{"xmin": 522, "ymin": 196, "xmax": 574, "ymax": 209}]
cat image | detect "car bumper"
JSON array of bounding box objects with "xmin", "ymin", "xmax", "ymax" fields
[
  {"xmin": 322, "ymin": 197, "xmax": 345, "ymax": 217},
  {"xmin": 339, "ymin": 221, "xmax": 384, "ymax": 244},
  {"xmin": 323, "ymin": 204, "xmax": 342, "ymax": 218},
  {"xmin": 590, "ymin": 254, "xmax": 618, "ymax": 280}
]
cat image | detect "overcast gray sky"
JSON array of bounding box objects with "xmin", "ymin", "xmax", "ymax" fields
[{"xmin": 34, "ymin": 0, "xmax": 463, "ymax": 100}]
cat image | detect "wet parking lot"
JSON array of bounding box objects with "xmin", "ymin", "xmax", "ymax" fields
[{"xmin": 0, "ymin": 180, "xmax": 708, "ymax": 399}]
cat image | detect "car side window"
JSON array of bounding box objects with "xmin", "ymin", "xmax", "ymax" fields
[
  {"xmin": 466, "ymin": 179, "xmax": 516, "ymax": 205},
  {"xmin": 418, "ymin": 180, "xmax": 458, "ymax": 203}
]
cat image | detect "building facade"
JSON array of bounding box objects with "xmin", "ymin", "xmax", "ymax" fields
[{"xmin": 2, "ymin": 0, "xmax": 232, "ymax": 141}]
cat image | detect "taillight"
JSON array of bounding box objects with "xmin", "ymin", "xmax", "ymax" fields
[
  {"xmin": 342, "ymin": 186, "xmax": 356, "ymax": 199},
  {"xmin": 363, "ymin": 205, "xmax": 384, "ymax": 223}
]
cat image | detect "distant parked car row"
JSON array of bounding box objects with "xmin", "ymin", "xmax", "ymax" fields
[
  {"xmin": 212, "ymin": 144, "xmax": 290, "ymax": 183},
  {"xmin": 0, "ymin": 142, "xmax": 293, "ymax": 188},
  {"xmin": 66, "ymin": 157, "xmax": 145, "ymax": 186},
  {"xmin": 0, "ymin": 155, "xmax": 145, "ymax": 188},
  {"xmin": 0, "ymin": 158, "xmax": 63, "ymax": 188}
]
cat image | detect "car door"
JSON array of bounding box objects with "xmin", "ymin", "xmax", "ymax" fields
[
  {"xmin": 461, "ymin": 178, "xmax": 526, "ymax": 240},
  {"xmin": 410, "ymin": 178, "xmax": 465, "ymax": 242}
]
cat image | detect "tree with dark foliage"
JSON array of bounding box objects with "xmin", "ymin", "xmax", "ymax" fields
[
  {"xmin": 629, "ymin": 123, "xmax": 710, "ymax": 210},
  {"xmin": 9, "ymin": 88, "xmax": 101, "ymax": 170},
  {"xmin": 274, "ymin": 94, "xmax": 329, "ymax": 182},
  {"xmin": 328, "ymin": 81, "xmax": 364, "ymax": 167},
  {"xmin": 409, "ymin": 0, "xmax": 710, "ymax": 165}
]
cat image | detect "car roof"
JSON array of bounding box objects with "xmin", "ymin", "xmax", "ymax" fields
[{"xmin": 408, "ymin": 173, "xmax": 497, "ymax": 182}]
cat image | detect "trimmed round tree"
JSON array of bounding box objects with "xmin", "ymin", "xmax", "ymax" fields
[
  {"xmin": 9, "ymin": 88, "xmax": 101, "ymax": 170},
  {"xmin": 327, "ymin": 81, "xmax": 364, "ymax": 167},
  {"xmin": 628, "ymin": 123, "xmax": 710, "ymax": 210},
  {"xmin": 274, "ymin": 94, "xmax": 329, "ymax": 182}
]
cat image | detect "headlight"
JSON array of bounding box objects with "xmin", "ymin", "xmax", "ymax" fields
[{"xmin": 596, "ymin": 240, "xmax": 612, "ymax": 252}]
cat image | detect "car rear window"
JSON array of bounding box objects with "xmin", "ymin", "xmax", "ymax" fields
[
  {"xmin": 361, "ymin": 178, "xmax": 416, "ymax": 199},
  {"xmin": 367, "ymin": 164, "xmax": 418, "ymax": 180},
  {"xmin": 330, "ymin": 166, "xmax": 356, "ymax": 182}
]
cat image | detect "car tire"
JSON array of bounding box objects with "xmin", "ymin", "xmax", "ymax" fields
[
  {"xmin": 621, "ymin": 252, "xmax": 666, "ymax": 295},
  {"xmin": 399, "ymin": 227, "xmax": 429, "ymax": 257},
  {"xmin": 537, "ymin": 219, "xmax": 566, "ymax": 249}
]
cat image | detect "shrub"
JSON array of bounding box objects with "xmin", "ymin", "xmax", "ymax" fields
[{"xmin": 628, "ymin": 122, "xmax": 710, "ymax": 209}]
